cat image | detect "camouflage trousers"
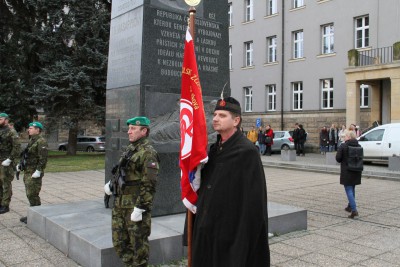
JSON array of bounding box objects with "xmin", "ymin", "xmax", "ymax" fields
[
  {"xmin": 0, "ymin": 165, "xmax": 14, "ymax": 207},
  {"xmin": 23, "ymin": 169, "xmax": 43, "ymax": 206},
  {"xmin": 112, "ymin": 207, "xmax": 151, "ymax": 267}
]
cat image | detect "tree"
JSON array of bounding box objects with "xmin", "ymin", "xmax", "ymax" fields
[
  {"xmin": 0, "ymin": 0, "xmax": 41, "ymax": 131},
  {"xmin": 33, "ymin": 0, "xmax": 111, "ymax": 155}
]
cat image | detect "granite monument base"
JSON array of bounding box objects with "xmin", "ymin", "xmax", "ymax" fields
[{"xmin": 28, "ymin": 200, "xmax": 307, "ymax": 266}]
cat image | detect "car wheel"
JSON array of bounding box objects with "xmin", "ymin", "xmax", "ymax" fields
[
  {"xmin": 59, "ymin": 146, "xmax": 66, "ymax": 151},
  {"xmin": 86, "ymin": 146, "xmax": 95, "ymax": 152},
  {"xmin": 281, "ymin": 144, "xmax": 290, "ymax": 151}
]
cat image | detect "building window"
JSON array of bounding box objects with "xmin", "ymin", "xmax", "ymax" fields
[
  {"xmin": 244, "ymin": 41, "xmax": 253, "ymax": 67},
  {"xmin": 293, "ymin": 30, "xmax": 304, "ymax": 59},
  {"xmin": 293, "ymin": 0, "xmax": 304, "ymax": 8},
  {"xmin": 267, "ymin": 36, "xmax": 277, "ymax": 63},
  {"xmin": 245, "ymin": 0, "xmax": 254, "ymax": 22},
  {"xmin": 267, "ymin": 0, "xmax": 277, "ymax": 15},
  {"xmin": 229, "ymin": 45, "xmax": 233, "ymax": 69},
  {"xmin": 228, "ymin": 3, "xmax": 233, "ymax": 26},
  {"xmin": 321, "ymin": 79, "xmax": 333, "ymax": 109},
  {"xmin": 266, "ymin": 84, "xmax": 276, "ymax": 111},
  {"xmin": 244, "ymin": 86, "xmax": 253, "ymax": 112},
  {"xmin": 360, "ymin": 84, "xmax": 369, "ymax": 108},
  {"xmin": 355, "ymin": 15, "xmax": 369, "ymax": 48},
  {"xmin": 292, "ymin": 82, "xmax": 303, "ymax": 110},
  {"xmin": 321, "ymin": 24, "xmax": 334, "ymax": 54}
]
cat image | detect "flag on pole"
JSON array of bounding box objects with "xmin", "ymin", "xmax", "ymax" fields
[{"xmin": 180, "ymin": 27, "xmax": 208, "ymax": 213}]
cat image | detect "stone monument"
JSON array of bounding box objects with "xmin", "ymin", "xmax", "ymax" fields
[{"xmin": 106, "ymin": 0, "xmax": 230, "ymax": 216}]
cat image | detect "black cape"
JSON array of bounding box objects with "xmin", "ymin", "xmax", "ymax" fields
[{"xmin": 192, "ymin": 129, "xmax": 270, "ymax": 267}]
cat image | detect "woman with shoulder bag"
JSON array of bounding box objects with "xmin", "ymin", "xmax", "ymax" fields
[{"xmin": 264, "ymin": 125, "xmax": 274, "ymax": 156}]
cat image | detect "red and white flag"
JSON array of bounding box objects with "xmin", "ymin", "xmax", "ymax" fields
[{"xmin": 180, "ymin": 27, "xmax": 208, "ymax": 213}]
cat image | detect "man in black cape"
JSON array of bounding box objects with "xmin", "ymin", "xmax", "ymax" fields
[{"xmin": 190, "ymin": 96, "xmax": 270, "ymax": 266}]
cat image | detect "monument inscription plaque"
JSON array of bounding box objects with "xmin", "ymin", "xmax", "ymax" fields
[{"xmin": 106, "ymin": 0, "xmax": 229, "ymax": 216}]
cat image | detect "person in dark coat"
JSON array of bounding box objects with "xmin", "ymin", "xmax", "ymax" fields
[
  {"xmin": 192, "ymin": 96, "xmax": 270, "ymax": 267},
  {"xmin": 293, "ymin": 123, "xmax": 300, "ymax": 155},
  {"xmin": 297, "ymin": 124, "xmax": 306, "ymax": 156},
  {"xmin": 319, "ymin": 126, "xmax": 329, "ymax": 155},
  {"xmin": 336, "ymin": 129, "xmax": 362, "ymax": 219},
  {"xmin": 257, "ymin": 126, "xmax": 266, "ymax": 155}
]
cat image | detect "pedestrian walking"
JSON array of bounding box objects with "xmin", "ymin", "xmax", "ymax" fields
[
  {"xmin": 0, "ymin": 113, "xmax": 21, "ymax": 214},
  {"xmin": 104, "ymin": 116, "xmax": 160, "ymax": 266},
  {"xmin": 336, "ymin": 129, "xmax": 363, "ymax": 219},
  {"xmin": 191, "ymin": 96, "xmax": 270, "ymax": 266},
  {"xmin": 18, "ymin": 122, "xmax": 48, "ymax": 223}
]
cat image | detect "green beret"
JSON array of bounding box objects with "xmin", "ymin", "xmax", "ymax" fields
[
  {"xmin": 126, "ymin": 116, "xmax": 150, "ymax": 126},
  {"xmin": 29, "ymin": 122, "xmax": 43, "ymax": 129},
  {"xmin": 0, "ymin": 113, "xmax": 9, "ymax": 118}
]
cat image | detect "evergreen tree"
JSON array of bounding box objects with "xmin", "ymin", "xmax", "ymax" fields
[
  {"xmin": 0, "ymin": 1, "xmax": 41, "ymax": 131},
  {"xmin": 33, "ymin": 0, "xmax": 110, "ymax": 155}
]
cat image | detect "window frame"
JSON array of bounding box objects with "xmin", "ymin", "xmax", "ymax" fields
[
  {"xmin": 360, "ymin": 84, "xmax": 369, "ymax": 108},
  {"xmin": 321, "ymin": 24, "xmax": 334, "ymax": 54},
  {"xmin": 267, "ymin": 0, "xmax": 277, "ymax": 16},
  {"xmin": 229, "ymin": 45, "xmax": 233, "ymax": 69},
  {"xmin": 321, "ymin": 78, "xmax": 334, "ymax": 109},
  {"xmin": 293, "ymin": 0, "xmax": 304, "ymax": 9},
  {"xmin": 244, "ymin": 41, "xmax": 254, "ymax": 67},
  {"xmin": 292, "ymin": 82, "xmax": 303, "ymax": 110},
  {"xmin": 245, "ymin": 0, "xmax": 254, "ymax": 22},
  {"xmin": 266, "ymin": 84, "xmax": 277, "ymax": 111},
  {"xmin": 244, "ymin": 86, "xmax": 253, "ymax": 112},
  {"xmin": 267, "ymin": 36, "xmax": 277, "ymax": 63},
  {"xmin": 355, "ymin": 15, "xmax": 369, "ymax": 48},
  {"xmin": 293, "ymin": 30, "xmax": 304, "ymax": 59},
  {"xmin": 228, "ymin": 3, "xmax": 233, "ymax": 26}
]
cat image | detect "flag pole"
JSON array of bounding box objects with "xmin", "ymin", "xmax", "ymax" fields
[{"xmin": 187, "ymin": 7, "xmax": 196, "ymax": 267}]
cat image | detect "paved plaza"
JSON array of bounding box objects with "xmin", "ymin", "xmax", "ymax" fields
[{"xmin": 1, "ymin": 154, "xmax": 400, "ymax": 266}]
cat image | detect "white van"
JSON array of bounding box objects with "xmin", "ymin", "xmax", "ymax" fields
[{"xmin": 358, "ymin": 123, "xmax": 400, "ymax": 162}]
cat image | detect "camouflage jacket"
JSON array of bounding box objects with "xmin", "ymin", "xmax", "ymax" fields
[
  {"xmin": 0, "ymin": 125, "xmax": 21, "ymax": 162},
  {"xmin": 24, "ymin": 134, "xmax": 48, "ymax": 172},
  {"xmin": 115, "ymin": 137, "xmax": 159, "ymax": 211}
]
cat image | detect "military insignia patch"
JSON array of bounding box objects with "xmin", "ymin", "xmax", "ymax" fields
[{"xmin": 220, "ymin": 100, "xmax": 226, "ymax": 106}]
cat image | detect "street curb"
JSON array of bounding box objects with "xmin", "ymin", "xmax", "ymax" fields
[{"xmin": 262, "ymin": 160, "xmax": 400, "ymax": 182}]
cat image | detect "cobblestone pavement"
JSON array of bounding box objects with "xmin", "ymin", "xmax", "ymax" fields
[
  {"xmin": 0, "ymin": 170, "xmax": 104, "ymax": 267},
  {"xmin": 1, "ymin": 156, "xmax": 400, "ymax": 266}
]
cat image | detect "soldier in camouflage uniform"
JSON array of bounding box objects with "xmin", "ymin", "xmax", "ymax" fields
[
  {"xmin": 104, "ymin": 116, "xmax": 159, "ymax": 267},
  {"xmin": 0, "ymin": 113, "xmax": 21, "ymax": 214},
  {"xmin": 18, "ymin": 122, "xmax": 48, "ymax": 224}
]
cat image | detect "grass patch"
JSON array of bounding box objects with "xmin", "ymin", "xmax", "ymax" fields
[{"xmin": 46, "ymin": 151, "xmax": 105, "ymax": 172}]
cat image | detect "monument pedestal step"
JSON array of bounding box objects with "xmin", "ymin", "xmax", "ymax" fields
[{"xmin": 28, "ymin": 200, "xmax": 306, "ymax": 267}]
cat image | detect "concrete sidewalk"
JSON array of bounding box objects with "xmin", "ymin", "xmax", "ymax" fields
[{"xmin": 1, "ymin": 154, "xmax": 400, "ymax": 266}]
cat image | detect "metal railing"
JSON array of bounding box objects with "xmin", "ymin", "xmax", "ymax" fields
[{"xmin": 358, "ymin": 46, "xmax": 393, "ymax": 66}]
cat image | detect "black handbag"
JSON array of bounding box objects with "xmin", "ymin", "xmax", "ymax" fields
[{"xmin": 265, "ymin": 136, "xmax": 272, "ymax": 144}]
